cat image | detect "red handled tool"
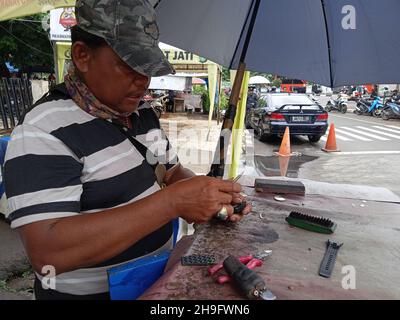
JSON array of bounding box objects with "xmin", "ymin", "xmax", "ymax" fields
[
  {"xmin": 208, "ymin": 250, "xmax": 272, "ymax": 284},
  {"xmin": 223, "ymin": 255, "xmax": 276, "ymax": 300}
]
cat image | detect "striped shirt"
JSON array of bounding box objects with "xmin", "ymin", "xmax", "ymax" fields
[{"xmin": 3, "ymin": 84, "xmax": 178, "ymax": 296}]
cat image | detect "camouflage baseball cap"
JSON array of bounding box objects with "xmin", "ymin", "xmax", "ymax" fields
[{"xmin": 75, "ymin": 0, "xmax": 175, "ymax": 77}]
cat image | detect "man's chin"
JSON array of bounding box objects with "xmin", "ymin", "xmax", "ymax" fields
[{"xmin": 119, "ymin": 98, "xmax": 141, "ymax": 114}]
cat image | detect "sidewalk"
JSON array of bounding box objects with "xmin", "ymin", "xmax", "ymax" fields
[{"xmin": 0, "ymin": 218, "xmax": 32, "ymax": 300}]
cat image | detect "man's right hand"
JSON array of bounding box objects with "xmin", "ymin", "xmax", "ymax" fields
[{"xmin": 165, "ymin": 176, "xmax": 242, "ymax": 224}]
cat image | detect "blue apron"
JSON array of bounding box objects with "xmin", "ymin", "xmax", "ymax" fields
[{"xmin": 107, "ymin": 218, "xmax": 179, "ymax": 300}]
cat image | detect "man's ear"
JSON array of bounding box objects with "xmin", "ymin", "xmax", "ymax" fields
[{"xmin": 71, "ymin": 41, "xmax": 92, "ymax": 73}]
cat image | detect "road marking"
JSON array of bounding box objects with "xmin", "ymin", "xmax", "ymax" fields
[
  {"xmin": 322, "ymin": 125, "xmax": 353, "ymax": 141},
  {"xmin": 329, "ymin": 113, "xmax": 385, "ymax": 126},
  {"xmin": 373, "ymin": 126, "xmax": 400, "ymax": 135},
  {"xmin": 385, "ymin": 125, "xmax": 400, "ymax": 130},
  {"xmin": 334, "ymin": 128, "xmax": 372, "ymax": 141},
  {"xmin": 355, "ymin": 126, "xmax": 400, "ymax": 140},
  {"xmin": 323, "ymin": 133, "xmax": 352, "ymax": 141},
  {"xmin": 332, "ymin": 151, "xmax": 400, "ymax": 155},
  {"xmin": 341, "ymin": 126, "xmax": 390, "ymax": 141}
]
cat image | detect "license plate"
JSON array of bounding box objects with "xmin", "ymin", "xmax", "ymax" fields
[{"xmin": 291, "ymin": 116, "xmax": 310, "ymax": 122}]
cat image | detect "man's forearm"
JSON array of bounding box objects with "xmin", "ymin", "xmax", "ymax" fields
[
  {"xmin": 21, "ymin": 187, "xmax": 178, "ymax": 275},
  {"xmin": 164, "ymin": 163, "xmax": 196, "ymax": 185}
]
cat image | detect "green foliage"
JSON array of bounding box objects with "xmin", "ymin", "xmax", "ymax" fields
[
  {"xmin": 0, "ymin": 14, "xmax": 54, "ymax": 71},
  {"xmin": 271, "ymin": 78, "xmax": 282, "ymax": 88},
  {"xmin": 258, "ymin": 97, "xmax": 267, "ymax": 108},
  {"xmin": 249, "ymin": 71, "xmax": 273, "ymax": 82},
  {"xmin": 221, "ymin": 67, "xmax": 230, "ymax": 83},
  {"xmin": 219, "ymin": 91, "xmax": 229, "ymax": 110},
  {"xmin": 192, "ymin": 85, "xmax": 210, "ymax": 112}
]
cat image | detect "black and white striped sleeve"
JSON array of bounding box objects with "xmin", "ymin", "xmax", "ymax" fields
[{"xmin": 3, "ymin": 123, "xmax": 83, "ymax": 229}]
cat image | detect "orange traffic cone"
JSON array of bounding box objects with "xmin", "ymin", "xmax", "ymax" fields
[
  {"xmin": 275, "ymin": 127, "xmax": 291, "ymax": 157},
  {"xmin": 322, "ymin": 123, "xmax": 340, "ymax": 152},
  {"xmin": 278, "ymin": 155, "xmax": 290, "ymax": 177}
]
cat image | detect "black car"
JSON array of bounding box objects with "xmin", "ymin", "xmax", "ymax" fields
[{"xmin": 246, "ymin": 93, "xmax": 328, "ymax": 143}]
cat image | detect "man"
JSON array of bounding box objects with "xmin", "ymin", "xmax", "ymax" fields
[
  {"xmin": 166, "ymin": 90, "xmax": 175, "ymax": 112},
  {"xmin": 246, "ymin": 87, "xmax": 259, "ymax": 111},
  {"xmin": 3, "ymin": 0, "xmax": 250, "ymax": 299}
]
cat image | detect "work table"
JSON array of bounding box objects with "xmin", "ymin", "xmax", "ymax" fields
[{"xmin": 140, "ymin": 181, "xmax": 400, "ymax": 300}]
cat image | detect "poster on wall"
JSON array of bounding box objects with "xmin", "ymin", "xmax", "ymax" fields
[{"xmin": 50, "ymin": 7, "xmax": 76, "ymax": 41}]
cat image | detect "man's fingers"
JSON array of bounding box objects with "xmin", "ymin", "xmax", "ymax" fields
[
  {"xmin": 229, "ymin": 214, "xmax": 243, "ymax": 222},
  {"xmin": 225, "ymin": 204, "xmax": 234, "ymax": 216},
  {"xmin": 231, "ymin": 193, "xmax": 245, "ymax": 204},
  {"xmin": 241, "ymin": 203, "xmax": 252, "ymax": 215},
  {"xmin": 217, "ymin": 192, "xmax": 233, "ymax": 205},
  {"xmin": 217, "ymin": 180, "xmax": 242, "ymax": 193},
  {"xmin": 229, "ymin": 203, "xmax": 252, "ymax": 222}
]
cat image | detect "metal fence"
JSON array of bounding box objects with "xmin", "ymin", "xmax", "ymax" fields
[{"xmin": 0, "ymin": 78, "xmax": 33, "ymax": 132}]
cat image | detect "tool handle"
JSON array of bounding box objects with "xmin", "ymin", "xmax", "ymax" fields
[
  {"xmin": 208, "ymin": 255, "xmax": 253, "ymax": 276},
  {"xmin": 216, "ymin": 275, "xmax": 231, "ymax": 284},
  {"xmin": 217, "ymin": 258, "xmax": 262, "ymax": 284},
  {"xmin": 246, "ymin": 258, "xmax": 263, "ymax": 269},
  {"xmin": 223, "ymin": 255, "xmax": 266, "ymax": 299},
  {"xmin": 208, "ymin": 263, "xmax": 223, "ymax": 276}
]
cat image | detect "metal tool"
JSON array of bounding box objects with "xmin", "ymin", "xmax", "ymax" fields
[
  {"xmin": 217, "ymin": 258, "xmax": 263, "ymax": 284},
  {"xmin": 223, "ymin": 255, "xmax": 276, "ymax": 300},
  {"xmin": 232, "ymin": 171, "xmax": 244, "ymax": 183},
  {"xmin": 208, "ymin": 250, "xmax": 272, "ymax": 277},
  {"xmin": 216, "ymin": 172, "xmax": 246, "ymax": 221},
  {"xmin": 181, "ymin": 255, "xmax": 216, "ymax": 266},
  {"xmin": 274, "ymin": 195, "xmax": 286, "ymax": 202}
]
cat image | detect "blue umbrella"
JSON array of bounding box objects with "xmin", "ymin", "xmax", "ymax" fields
[
  {"xmin": 156, "ymin": 0, "xmax": 400, "ymax": 88},
  {"xmin": 155, "ymin": 0, "xmax": 400, "ymax": 176}
]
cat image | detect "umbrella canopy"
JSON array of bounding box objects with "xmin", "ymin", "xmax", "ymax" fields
[
  {"xmin": 0, "ymin": 0, "xmax": 75, "ymax": 21},
  {"xmin": 192, "ymin": 77, "xmax": 206, "ymax": 85},
  {"xmin": 249, "ymin": 75, "xmax": 270, "ymax": 85},
  {"xmin": 156, "ymin": 0, "xmax": 400, "ymax": 88},
  {"xmin": 149, "ymin": 75, "xmax": 187, "ymax": 91}
]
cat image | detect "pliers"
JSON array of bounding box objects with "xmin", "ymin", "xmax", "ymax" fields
[{"xmin": 208, "ymin": 250, "xmax": 272, "ymax": 284}]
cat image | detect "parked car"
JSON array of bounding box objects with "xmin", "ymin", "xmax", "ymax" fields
[{"xmin": 246, "ymin": 93, "xmax": 328, "ymax": 143}]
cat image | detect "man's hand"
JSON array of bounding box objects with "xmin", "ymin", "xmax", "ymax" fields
[
  {"xmin": 230, "ymin": 192, "xmax": 252, "ymax": 222},
  {"xmin": 165, "ymin": 176, "xmax": 250, "ymax": 224}
]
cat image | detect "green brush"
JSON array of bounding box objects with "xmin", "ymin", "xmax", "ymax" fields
[{"xmin": 285, "ymin": 211, "xmax": 336, "ymax": 234}]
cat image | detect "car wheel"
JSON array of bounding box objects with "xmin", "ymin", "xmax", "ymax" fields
[{"xmin": 308, "ymin": 135, "xmax": 322, "ymax": 143}]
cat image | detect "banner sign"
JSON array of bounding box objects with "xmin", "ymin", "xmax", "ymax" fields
[{"xmin": 50, "ymin": 7, "xmax": 76, "ymax": 41}]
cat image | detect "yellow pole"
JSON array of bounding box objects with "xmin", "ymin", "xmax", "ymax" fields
[
  {"xmin": 207, "ymin": 64, "xmax": 218, "ymax": 129},
  {"xmin": 228, "ymin": 71, "xmax": 250, "ymax": 179}
]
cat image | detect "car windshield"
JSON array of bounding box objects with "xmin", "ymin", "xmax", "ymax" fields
[{"xmin": 268, "ymin": 95, "xmax": 314, "ymax": 110}]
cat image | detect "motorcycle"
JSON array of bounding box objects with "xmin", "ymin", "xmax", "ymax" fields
[
  {"xmin": 354, "ymin": 96, "xmax": 384, "ymax": 117},
  {"xmin": 381, "ymin": 98, "xmax": 400, "ymax": 120},
  {"xmin": 143, "ymin": 94, "xmax": 165, "ymax": 119},
  {"xmin": 325, "ymin": 94, "xmax": 348, "ymax": 113}
]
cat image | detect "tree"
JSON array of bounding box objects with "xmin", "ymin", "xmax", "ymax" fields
[{"xmin": 0, "ymin": 14, "xmax": 54, "ymax": 73}]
